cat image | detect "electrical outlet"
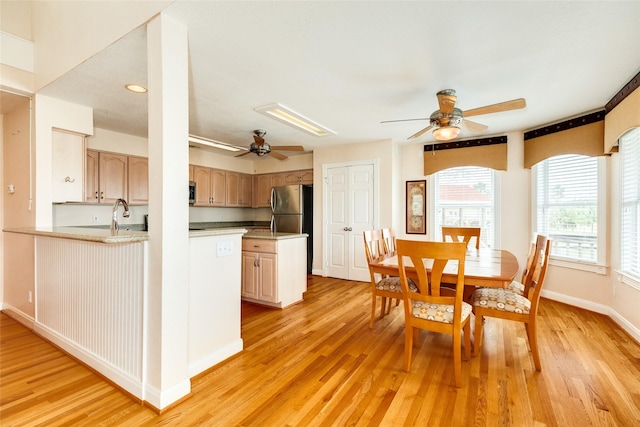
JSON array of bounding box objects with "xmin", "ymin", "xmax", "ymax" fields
[
  {"xmin": 216, "ymin": 241, "xmax": 233, "ymax": 257},
  {"xmin": 28, "ymin": 291, "xmax": 32, "ymax": 303},
  {"xmin": 92, "ymin": 214, "xmax": 99, "ymax": 223}
]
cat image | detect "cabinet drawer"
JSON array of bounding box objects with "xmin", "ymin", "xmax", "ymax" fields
[{"xmin": 242, "ymin": 239, "xmax": 277, "ymax": 254}]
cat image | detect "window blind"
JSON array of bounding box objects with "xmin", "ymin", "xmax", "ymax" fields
[
  {"xmin": 620, "ymin": 128, "xmax": 640, "ymax": 280},
  {"xmin": 434, "ymin": 167, "xmax": 495, "ymax": 248},
  {"xmin": 535, "ymin": 155, "xmax": 599, "ymax": 263}
]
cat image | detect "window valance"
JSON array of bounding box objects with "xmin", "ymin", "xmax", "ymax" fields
[
  {"xmin": 604, "ymin": 73, "xmax": 640, "ymax": 153},
  {"xmin": 423, "ymin": 136, "xmax": 507, "ymax": 176},
  {"xmin": 523, "ymin": 111, "xmax": 604, "ymax": 169}
]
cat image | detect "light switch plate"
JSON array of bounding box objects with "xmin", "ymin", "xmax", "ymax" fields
[{"xmin": 216, "ymin": 241, "xmax": 233, "ymax": 257}]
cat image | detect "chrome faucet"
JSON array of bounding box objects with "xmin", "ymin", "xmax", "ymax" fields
[{"xmin": 111, "ymin": 198, "xmax": 130, "ymax": 232}]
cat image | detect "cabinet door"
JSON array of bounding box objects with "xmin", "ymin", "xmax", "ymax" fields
[
  {"xmin": 210, "ymin": 169, "xmax": 227, "ymax": 206},
  {"xmin": 299, "ymin": 169, "xmax": 313, "ymax": 185},
  {"xmin": 99, "ymin": 152, "xmax": 128, "ymax": 203},
  {"xmin": 52, "ymin": 130, "xmax": 84, "ymax": 203},
  {"xmin": 239, "ymin": 173, "xmax": 252, "ymax": 207},
  {"xmin": 270, "ymin": 173, "xmax": 284, "ymax": 188},
  {"xmin": 241, "ymin": 252, "xmax": 259, "ymax": 299},
  {"xmin": 128, "ymin": 156, "xmax": 148, "ymax": 205},
  {"xmin": 193, "ymin": 166, "xmax": 211, "ymax": 206},
  {"xmin": 85, "ymin": 150, "xmax": 100, "ymax": 203},
  {"xmin": 225, "ymin": 171, "xmax": 239, "ymax": 206},
  {"xmin": 283, "ymin": 171, "xmax": 301, "ymax": 185},
  {"xmin": 252, "ymin": 174, "xmax": 272, "ymax": 207},
  {"xmin": 258, "ymin": 252, "xmax": 278, "ymax": 302}
]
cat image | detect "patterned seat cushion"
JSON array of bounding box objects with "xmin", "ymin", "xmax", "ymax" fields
[
  {"xmin": 506, "ymin": 280, "xmax": 525, "ymax": 296},
  {"xmin": 375, "ymin": 277, "xmax": 418, "ymax": 293},
  {"xmin": 409, "ymin": 300, "xmax": 472, "ymax": 324},
  {"xmin": 472, "ymin": 287, "xmax": 531, "ymax": 314}
]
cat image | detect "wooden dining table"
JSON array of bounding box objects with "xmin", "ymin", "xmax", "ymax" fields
[{"xmin": 368, "ymin": 247, "xmax": 520, "ymax": 289}]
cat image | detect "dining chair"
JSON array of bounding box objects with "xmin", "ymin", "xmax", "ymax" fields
[
  {"xmin": 363, "ymin": 230, "xmax": 417, "ymax": 328},
  {"xmin": 442, "ymin": 226, "xmax": 482, "ymax": 249},
  {"xmin": 472, "ymin": 235, "xmax": 551, "ymax": 371},
  {"xmin": 381, "ymin": 228, "xmax": 397, "ymax": 254},
  {"xmin": 396, "ymin": 239, "xmax": 472, "ymax": 388}
]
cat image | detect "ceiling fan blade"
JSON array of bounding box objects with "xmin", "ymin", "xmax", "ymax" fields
[
  {"xmin": 437, "ymin": 90, "xmax": 457, "ymax": 115},
  {"xmin": 269, "ymin": 151, "xmax": 288, "ymax": 160},
  {"xmin": 408, "ymin": 125, "xmax": 434, "ymax": 140},
  {"xmin": 463, "ymin": 98, "xmax": 526, "ymax": 118},
  {"xmin": 381, "ymin": 118, "xmax": 429, "ymax": 124},
  {"xmin": 235, "ymin": 151, "xmax": 252, "ymax": 158},
  {"xmin": 461, "ymin": 119, "xmax": 488, "ymax": 133},
  {"xmin": 269, "ymin": 145, "xmax": 304, "ymax": 151}
]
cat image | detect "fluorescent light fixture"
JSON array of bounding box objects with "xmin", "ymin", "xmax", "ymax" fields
[
  {"xmin": 254, "ymin": 103, "xmax": 336, "ymax": 137},
  {"xmin": 188, "ymin": 135, "xmax": 246, "ymax": 152},
  {"xmin": 124, "ymin": 83, "xmax": 147, "ymax": 93}
]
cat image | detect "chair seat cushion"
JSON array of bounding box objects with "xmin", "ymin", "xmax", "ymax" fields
[
  {"xmin": 409, "ymin": 300, "xmax": 472, "ymax": 324},
  {"xmin": 507, "ymin": 280, "xmax": 525, "ymax": 295},
  {"xmin": 472, "ymin": 287, "xmax": 531, "ymax": 314},
  {"xmin": 376, "ymin": 277, "xmax": 418, "ymax": 293}
]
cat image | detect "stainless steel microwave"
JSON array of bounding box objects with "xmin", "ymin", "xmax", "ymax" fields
[{"xmin": 189, "ymin": 181, "xmax": 196, "ymax": 204}]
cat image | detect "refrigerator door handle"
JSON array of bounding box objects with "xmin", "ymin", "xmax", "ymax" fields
[
  {"xmin": 270, "ymin": 187, "xmax": 276, "ymax": 212},
  {"xmin": 270, "ymin": 216, "xmax": 275, "ymax": 233}
]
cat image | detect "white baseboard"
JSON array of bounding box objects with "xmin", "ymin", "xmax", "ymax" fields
[
  {"xmin": 188, "ymin": 338, "xmax": 243, "ymax": 378},
  {"xmin": 1, "ymin": 305, "xmax": 35, "ymax": 329},
  {"xmin": 33, "ymin": 322, "xmax": 144, "ymax": 399},
  {"xmin": 541, "ymin": 289, "xmax": 640, "ymax": 344},
  {"xmin": 143, "ymin": 378, "xmax": 191, "ymax": 411}
]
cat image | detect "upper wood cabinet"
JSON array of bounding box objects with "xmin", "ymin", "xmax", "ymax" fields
[
  {"xmin": 52, "ymin": 129, "xmax": 85, "ymax": 203},
  {"xmin": 227, "ymin": 172, "xmax": 252, "ymax": 207},
  {"xmin": 128, "ymin": 156, "xmax": 148, "ymax": 205},
  {"xmin": 193, "ymin": 166, "xmax": 226, "ymax": 206},
  {"xmin": 252, "ymin": 173, "xmax": 285, "ymax": 208},
  {"xmin": 85, "ymin": 150, "xmax": 128, "ymax": 204},
  {"xmin": 283, "ymin": 169, "xmax": 313, "ymax": 185}
]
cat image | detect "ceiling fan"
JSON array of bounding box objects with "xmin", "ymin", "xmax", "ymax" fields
[
  {"xmin": 382, "ymin": 89, "xmax": 526, "ymax": 141},
  {"xmin": 235, "ymin": 130, "xmax": 304, "ymax": 160}
]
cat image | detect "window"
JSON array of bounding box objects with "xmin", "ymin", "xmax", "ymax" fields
[
  {"xmin": 433, "ymin": 167, "xmax": 497, "ymax": 248},
  {"xmin": 533, "ymin": 154, "xmax": 605, "ymax": 268},
  {"xmin": 620, "ymin": 127, "xmax": 640, "ymax": 282}
]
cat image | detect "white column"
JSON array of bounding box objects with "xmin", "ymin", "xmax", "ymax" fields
[{"xmin": 145, "ymin": 13, "xmax": 190, "ymax": 409}]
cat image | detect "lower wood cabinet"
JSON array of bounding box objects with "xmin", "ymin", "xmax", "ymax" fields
[{"xmin": 241, "ymin": 236, "xmax": 307, "ymax": 308}]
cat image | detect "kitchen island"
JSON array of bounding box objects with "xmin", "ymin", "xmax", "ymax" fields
[
  {"xmin": 241, "ymin": 231, "xmax": 308, "ymax": 309},
  {"xmin": 3, "ymin": 226, "xmax": 247, "ymax": 402}
]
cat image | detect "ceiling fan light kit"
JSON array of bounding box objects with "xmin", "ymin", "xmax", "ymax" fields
[
  {"xmin": 254, "ymin": 102, "xmax": 336, "ymax": 137},
  {"xmin": 433, "ymin": 126, "xmax": 460, "ymax": 141}
]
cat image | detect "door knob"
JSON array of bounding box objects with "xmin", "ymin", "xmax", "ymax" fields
[{"xmin": 343, "ymin": 227, "xmax": 353, "ymax": 231}]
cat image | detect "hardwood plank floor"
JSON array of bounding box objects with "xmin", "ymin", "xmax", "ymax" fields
[{"xmin": 1, "ymin": 276, "xmax": 639, "ymax": 426}]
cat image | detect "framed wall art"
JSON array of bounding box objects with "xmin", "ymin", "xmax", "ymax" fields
[{"xmin": 406, "ymin": 180, "xmax": 426, "ymax": 234}]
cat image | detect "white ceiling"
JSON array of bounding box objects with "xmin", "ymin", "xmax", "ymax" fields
[{"xmin": 37, "ymin": 1, "xmax": 640, "ymax": 158}]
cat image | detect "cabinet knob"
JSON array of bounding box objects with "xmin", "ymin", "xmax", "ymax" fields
[
  {"xmin": 100, "ymin": 192, "xmax": 104, "ymax": 200},
  {"xmin": 95, "ymin": 191, "xmax": 98, "ymax": 200}
]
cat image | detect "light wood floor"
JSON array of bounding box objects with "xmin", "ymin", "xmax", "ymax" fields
[{"xmin": 2, "ymin": 276, "xmax": 640, "ymax": 426}]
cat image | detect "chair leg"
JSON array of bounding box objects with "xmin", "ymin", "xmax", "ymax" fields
[
  {"xmin": 527, "ymin": 319, "xmax": 541, "ymax": 371},
  {"xmin": 463, "ymin": 321, "xmax": 471, "ymax": 361},
  {"xmin": 369, "ymin": 294, "xmax": 377, "ymax": 328},
  {"xmin": 473, "ymin": 311, "xmax": 484, "ymax": 357},
  {"xmin": 404, "ymin": 325, "xmax": 414, "ymax": 372},
  {"xmin": 380, "ymin": 297, "xmax": 387, "ymax": 319},
  {"xmin": 453, "ymin": 327, "xmax": 462, "ymax": 388}
]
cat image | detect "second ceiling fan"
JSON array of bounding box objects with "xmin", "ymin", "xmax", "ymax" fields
[
  {"xmin": 382, "ymin": 89, "xmax": 526, "ymax": 141},
  {"xmin": 235, "ymin": 130, "xmax": 304, "ymax": 160}
]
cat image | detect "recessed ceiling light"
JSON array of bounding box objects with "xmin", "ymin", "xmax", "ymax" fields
[
  {"xmin": 125, "ymin": 84, "xmax": 147, "ymax": 93},
  {"xmin": 188, "ymin": 134, "xmax": 246, "ymax": 152},
  {"xmin": 254, "ymin": 103, "xmax": 336, "ymax": 137}
]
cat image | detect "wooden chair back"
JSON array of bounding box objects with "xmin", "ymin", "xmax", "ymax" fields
[
  {"xmin": 442, "ymin": 226, "xmax": 481, "ymax": 249},
  {"xmin": 363, "ymin": 229, "xmax": 386, "ymax": 263},
  {"xmin": 525, "ymin": 236, "xmax": 552, "ymax": 313},
  {"xmin": 381, "ymin": 228, "xmax": 397, "ymax": 254},
  {"xmin": 396, "ymin": 239, "xmax": 467, "ymax": 319}
]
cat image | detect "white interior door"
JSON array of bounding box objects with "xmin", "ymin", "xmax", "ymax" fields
[{"xmin": 325, "ymin": 163, "xmax": 374, "ymax": 281}]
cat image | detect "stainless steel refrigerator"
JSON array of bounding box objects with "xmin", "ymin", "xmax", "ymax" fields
[{"xmin": 270, "ymin": 184, "xmax": 313, "ymax": 274}]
